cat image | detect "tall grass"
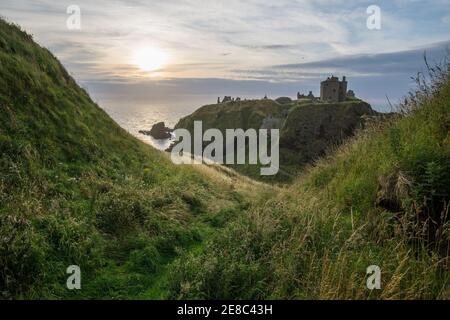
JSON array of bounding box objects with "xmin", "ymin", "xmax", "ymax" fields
[
  {"xmin": 167, "ymin": 56, "xmax": 450, "ymax": 300},
  {"xmin": 0, "ymin": 19, "xmax": 260, "ymax": 299}
]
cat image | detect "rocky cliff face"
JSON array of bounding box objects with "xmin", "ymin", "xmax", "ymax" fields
[
  {"xmin": 280, "ymin": 101, "xmax": 376, "ymax": 165},
  {"xmin": 173, "ymin": 98, "xmax": 379, "ymax": 181}
]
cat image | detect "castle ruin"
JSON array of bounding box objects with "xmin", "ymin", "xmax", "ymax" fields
[
  {"xmin": 320, "ymin": 76, "xmax": 348, "ymax": 102},
  {"xmin": 218, "ymin": 96, "xmax": 240, "ymax": 104},
  {"xmin": 297, "ymin": 91, "xmax": 316, "ymax": 100},
  {"xmin": 216, "ymin": 76, "xmax": 355, "ymax": 105}
]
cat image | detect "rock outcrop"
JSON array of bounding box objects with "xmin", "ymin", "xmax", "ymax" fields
[
  {"xmin": 140, "ymin": 122, "xmax": 172, "ymax": 139},
  {"xmin": 172, "ymin": 98, "xmax": 385, "ymax": 180}
]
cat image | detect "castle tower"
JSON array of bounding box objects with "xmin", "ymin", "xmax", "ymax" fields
[
  {"xmin": 320, "ymin": 76, "xmax": 348, "ymax": 102},
  {"xmin": 339, "ymin": 76, "xmax": 347, "ymax": 102}
]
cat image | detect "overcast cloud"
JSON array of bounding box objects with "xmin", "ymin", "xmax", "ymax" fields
[{"xmin": 1, "ymin": 0, "xmax": 450, "ymax": 110}]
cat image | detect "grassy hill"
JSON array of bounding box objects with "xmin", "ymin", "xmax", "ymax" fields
[
  {"xmin": 0, "ymin": 19, "xmax": 269, "ymax": 299},
  {"xmin": 174, "ymin": 97, "xmax": 376, "ymax": 182},
  {"xmin": 1, "ymin": 19, "xmax": 449, "ymax": 300}
]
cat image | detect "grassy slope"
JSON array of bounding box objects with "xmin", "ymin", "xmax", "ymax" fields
[
  {"xmin": 175, "ymin": 98, "xmax": 374, "ymax": 183},
  {"xmin": 167, "ymin": 68, "xmax": 450, "ymax": 299},
  {"xmin": 176, "ymin": 99, "xmax": 286, "ymax": 132},
  {"xmin": 0, "ymin": 19, "xmax": 270, "ymax": 299}
]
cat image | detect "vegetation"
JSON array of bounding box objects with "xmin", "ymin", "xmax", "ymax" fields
[
  {"xmin": 0, "ymin": 19, "xmax": 268, "ymax": 299},
  {"xmin": 1, "ymin": 19, "xmax": 449, "ymax": 299},
  {"xmin": 167, "ymin": 56, "xmax": 450, "ymax": 299}
]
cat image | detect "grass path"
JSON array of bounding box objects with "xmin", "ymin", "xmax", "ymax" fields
[
  {"xmin": 138, "ymin": 165, "xmax": 277, "ymax": 300},
  {"xmin": 140, "ymin": 222, "xmax": 216, "ymax": 299}
]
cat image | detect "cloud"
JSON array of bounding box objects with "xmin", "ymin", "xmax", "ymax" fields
[
  {"xmin": 270, "ymin": 41, "xmax": 450, "ymax": 78},
  {"xmin": 215, "ymin": 40, "xmax": 450, "ymax": 84},
  {"xmin": 1, "ymin": 0, "xmax": 450, "ymax": 112},
  {"xmin": 2, "ymin": 0, "xmax": 450, "ymax": 80},
  {"xmin": 82, "ymin": 40, "xmax": 449, "ymax": 113}
]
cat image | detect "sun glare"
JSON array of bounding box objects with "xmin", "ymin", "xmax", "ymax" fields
[{"xmin": 133, "ymin": 47, "xmax": 168, "ymax": 72}]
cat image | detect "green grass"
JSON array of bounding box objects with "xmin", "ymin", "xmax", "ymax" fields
[{"xmin": 0, "ymin": 19, "xmax": 264, "ymax": 299}]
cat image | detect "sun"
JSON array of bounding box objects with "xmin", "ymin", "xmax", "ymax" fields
[{"xmin": 133, "ymin": 47, "xmax": 168, "ymax": 72}]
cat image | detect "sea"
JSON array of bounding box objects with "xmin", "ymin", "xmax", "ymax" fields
[{"xmin": 101, "ymin": 103, "xmax": 199, "ymax": 151}]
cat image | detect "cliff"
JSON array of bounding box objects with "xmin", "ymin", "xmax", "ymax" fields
[{"xmin": 174, "ymin": 98, "xmax": 377, "ymax": 181}]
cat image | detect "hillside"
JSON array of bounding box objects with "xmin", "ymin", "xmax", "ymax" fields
[
  {"xmin": 0, "ymin": 19, "xmax": 268, "ymax": 299},
  {"xmin": 174, "ymin": 98, "xmax": 377, "ymax": 182},
  {"xmin": 168, "ymin": 63, "xmax": 450, "ymax": 299},
  {"xmin": 1, "ymin": 19, "xmax": 449, "ymax": 300}
]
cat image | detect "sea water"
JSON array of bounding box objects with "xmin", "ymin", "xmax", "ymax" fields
[{"xmin": 101, "ymin": 103, "xmax": 197, "ymax": 151}]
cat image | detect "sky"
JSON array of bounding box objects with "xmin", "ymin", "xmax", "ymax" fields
[{"xmin": 1, "ymin": 0, "xmax": 450, "ymax": 111}]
